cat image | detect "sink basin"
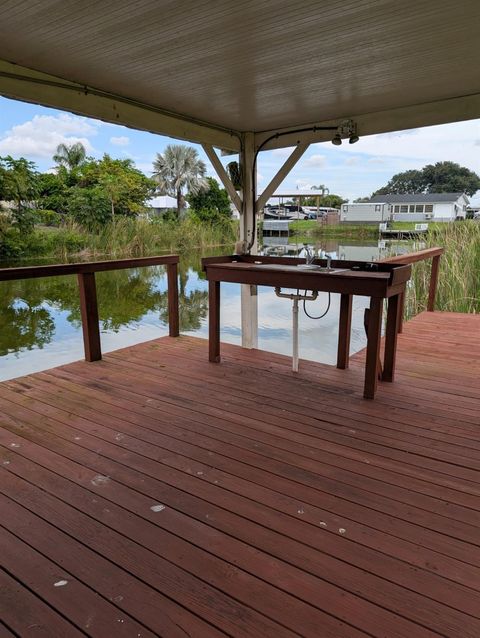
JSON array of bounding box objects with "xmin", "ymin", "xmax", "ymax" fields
[{"xmin": 297, "ymin": 264, "xmax": 348, "ymax": 273}]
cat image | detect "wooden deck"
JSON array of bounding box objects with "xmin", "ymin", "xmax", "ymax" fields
[{"xmin": 0, "ymin": 311, "xmax": 479, "ymax": 637}]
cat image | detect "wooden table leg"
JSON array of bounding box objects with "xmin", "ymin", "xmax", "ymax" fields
[
  {"xmin": 209, "ymin": 280, "xmax": 221, "ymax": 362},
  {"xmin": 337, "ymin": 293, "xmax": 352, "ymax": 369},
  {"xmin": 383, "ymin": 293, "xmax": 400, "ymax": 382},
  {"xmin": 364, "ymin": 297, "xmax": 383, "ymax": 399}
]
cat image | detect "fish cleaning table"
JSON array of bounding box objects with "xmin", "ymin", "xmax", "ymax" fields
[{"xmin": 202, "ymin": 255, "xmax": 411, "ymax": 399}]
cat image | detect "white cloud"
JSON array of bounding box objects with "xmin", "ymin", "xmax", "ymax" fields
[
  {"xmin": 344, "ymin": 156, "xmax": 360, "ymax": 166},
  {"xmin": 329, "ymin": 119, "xmax": 480, "ymax": 173},
  {"xmin": 302, "ymin": 154, "xmax": 327, "ymax": 168},
  {"xmin": 0, "ymin": 113, "xmax": 98, "ymax": 159},
  {"xmin": 271, "ymin": 147, "xmax": 294, "ymax": 158},
  {"xmin": 110, "ymin": 135, "xmax": 130, "ymax": 146}
]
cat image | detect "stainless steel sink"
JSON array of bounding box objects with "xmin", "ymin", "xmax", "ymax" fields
[{"xmin": 297, "ymin": 265, "xmax": 348, "ymax": 273}]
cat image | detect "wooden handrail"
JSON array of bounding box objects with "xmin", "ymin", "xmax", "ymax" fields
[
  {"xmin": 0, "ymin": 255, "xmax": 180, "ymax": 362},
  {"xmin": 377, "ymin": 247, "xmax": 444, "ymax": 266},
  {"xmin": 0, "ymin": 254, "xmax": 179, "ymax": 281},
  {"xmin": 377, "ymin": 246, "xmax": 444, "ymax": 330}
]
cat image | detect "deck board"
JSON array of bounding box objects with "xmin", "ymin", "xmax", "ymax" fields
[{"xmin": 0, "ymin": 311, "xmax": 479, "ymax": 637}]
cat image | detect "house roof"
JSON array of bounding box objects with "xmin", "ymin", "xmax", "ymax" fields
[
  {"xmin": 147, "ymin": 195, "xmax": 187, "ymax": 209},
  {"xmin": 369, "ymin": 193, "xmax": 468, "ymax": 204},
  {"xmin": 0, "ymin": 1, "xmax": 480, "ymax": 150}
]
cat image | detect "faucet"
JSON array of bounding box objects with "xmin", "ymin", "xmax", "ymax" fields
[
  {"xmin": 320, "ymin": 249, "xmax": 334, "ymax": 271},
  {"xmin": 303, "ymin": 244, "xmax": 315, "ymax": 265}
]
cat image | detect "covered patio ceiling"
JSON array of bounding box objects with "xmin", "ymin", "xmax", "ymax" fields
[{"xmin": 0, "ymin": 0, "xmax": 480, "ymax": 152}]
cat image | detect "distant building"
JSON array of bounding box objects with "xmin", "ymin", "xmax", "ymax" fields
[
  {"xmin": 145, "ymin": 195, "xmax": 188, "ymax": 216},
  {"xmin": 341, "ymin": 193, "xmax": 469, "ymax": 223}
]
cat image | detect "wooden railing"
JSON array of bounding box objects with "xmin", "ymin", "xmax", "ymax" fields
[
  {"xmin": 0, "ymin": 255, "xmax": 180, "ymax": 361},
  {"xmin": 378, "ymin": 246, "xmax": 444, "ymax": 331}
]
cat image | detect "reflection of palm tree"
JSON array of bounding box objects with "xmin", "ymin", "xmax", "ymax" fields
[
  {"xmin": 53, "ymin": 142, "xmax": 86, "ymax": 171},
  {"xmin": 152, "ymin": 145, "xmax": 208, "ymax": 219}
]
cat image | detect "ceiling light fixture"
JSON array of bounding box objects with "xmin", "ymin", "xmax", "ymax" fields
[{"xmin": 331, "ymin": 119, "xmax": 359, "ymax": 146}]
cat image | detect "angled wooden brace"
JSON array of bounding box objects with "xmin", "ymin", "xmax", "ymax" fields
[
  {"xmin": 255, "ymin": 142, "xmax": 310, "ymax": 213},
  {"xmin": 202, "ymin": 144, "xmax": 243, "ymax": 213}
]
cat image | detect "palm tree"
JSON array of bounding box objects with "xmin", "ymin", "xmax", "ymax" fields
[
  {"xmin": 53, "ymin": 142, "xmax": 86, "ymax": 171},
  {"xmin": 152, "ymin": 145, "xmax": 208, "ymax": 218}
]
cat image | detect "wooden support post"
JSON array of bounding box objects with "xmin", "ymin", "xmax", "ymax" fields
[
  {"xmin": 383, "ymin": 293, "xmax": 400, "ymax": 382},
  {"xmin": 364, "ymin": 299, "xmax": 383, "ymax": 399},
  {"xmin": 427, "ymin": 255, "xmax": 440, "ymax": 311},
  {"xmin": 209, "ymin": 280, "xmax": 221, "ymax": 362},
  {"xmin": 337, "ymin": 293, "xmax": 352, "ymax": 369},
  {"xmin": 240, "ymin": 131, "xmax": 258, "ymax": 349},
  {"xmin": 397, "ymin": 291, "xmax": 405, "ymax": 333},
  {"xmin": 167, "ymin": 262, "xmax": 180, "ymax": 337},
  {"xmin": 77, "ymin": 272, "xmax": 101, "ymax": 362}
]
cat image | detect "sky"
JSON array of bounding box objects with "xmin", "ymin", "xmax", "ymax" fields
[{"xmin": 1, "ymin": 95, "xmax": 480, "ymax": 204}]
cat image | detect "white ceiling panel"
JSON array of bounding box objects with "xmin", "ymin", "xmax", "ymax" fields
[{"xmin": 0, "ymin": 0, "xmax": 479, "ymax": 142}]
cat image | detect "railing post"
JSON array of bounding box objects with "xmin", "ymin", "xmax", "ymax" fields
[
  {"xmin": 77, "ymin": 272, "xmax": 101, "ymax": 362},
  {"xmin": 397, "ymin": 291, "xmax": 405, "ymax": 333},
  {"xmin": 427, "ymin": 255, "xmax": 440, "ymax": 311},
  {"xmin": 167, "ymin": 262, "xmax": 180, "ymax": 337}
]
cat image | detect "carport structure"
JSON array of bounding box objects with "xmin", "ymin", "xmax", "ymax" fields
[
  {"xmin": 2, "ymin": 0, "xmax": 480, "ymax": 346},
  {"xmin": 1, "ymin": 2, "xmax": 480, "ymax": 637}
]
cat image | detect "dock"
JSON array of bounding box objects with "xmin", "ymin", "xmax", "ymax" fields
[{"xmin": 1, "ymin": 311, "xmax": 479, "ymax": 637}]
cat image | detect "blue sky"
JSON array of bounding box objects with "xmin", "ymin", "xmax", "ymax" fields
[{"xmin": 1, "ymin": 95, "xmax": 479, "ymax": 202}]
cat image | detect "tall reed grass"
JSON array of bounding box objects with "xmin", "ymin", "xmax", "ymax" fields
[
  {"xmin": 405, "ymin": 221, "xmax": 479, "ymax": 316},
  {"xmin": 36, "ymin": 216, "xmax": 238, "ymax": 260}
]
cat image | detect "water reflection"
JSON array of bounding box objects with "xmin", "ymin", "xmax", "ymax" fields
[{"xmin": 0, "ymin": 239, "xmax": 417, "ymax": 380}]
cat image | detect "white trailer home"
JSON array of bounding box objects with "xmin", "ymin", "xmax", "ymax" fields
[
  {"xmin": 340, "ymin": 202, "xmax": 390, "ymax": 223},
  {"xmin": 342, "ymin": 193, "xmax": 469, "ymax": 223},
  {"xmin": 370, "ymin": 193, "xmax": 469, "ymax": 222}
]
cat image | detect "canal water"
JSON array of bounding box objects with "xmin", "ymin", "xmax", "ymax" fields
[{"xmin": 0, "ymin": 237, "xmax": 416, "ymax": 380}]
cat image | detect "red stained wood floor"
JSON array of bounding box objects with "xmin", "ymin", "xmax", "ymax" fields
[{"xmin": 0, "ymin": 311, "xmax": 479, "ymax": 637}]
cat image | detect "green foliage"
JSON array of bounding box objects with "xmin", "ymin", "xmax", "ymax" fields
[
  {"xmin": 406, "ymin": 221, "xmax": 480, "ymax": 316},
  {"xmin": 78, "ymin": 154, "xmax": 156, "ymax": 218},
  {"xmin": 37, "ymin": 172, "xmax": 70, "ymax": 213},
  {"xmin": 302, "ymin": 193, "xmax": 346, "ymax": 208},
  {"xmin": 373, "ymin": 161, "xmax": 480, "ymax": 196},
  {"xmin": 53, "ymin": 142, "xmax": 87, "ymax": 171},
  {"xmin": 67, "ymin": 186, "xmax": 112, "ymax": 229},
  {"xmin": 187, "ymin": 177, "xmax": 231, "ymax": 224},
  {"xmin": 0, "ymin": 155, "xmax": 39, "ymax": 233},
  {"xmin": 34, "ymin": 209, "xmax": 62, "ymax": 226},
  {"xmin": 153, "ymin": 145, "xmax": 208, "ymax": 218}
]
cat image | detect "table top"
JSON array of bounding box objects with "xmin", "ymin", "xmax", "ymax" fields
[
  {"xmin": 202, "ymin": 255, "xmax": 411, "ymax": 297},
  {"xmin": 215, "ymin": 261, "xmax": 392, "ymax": 280}
]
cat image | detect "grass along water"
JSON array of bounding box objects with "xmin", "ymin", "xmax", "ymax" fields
[
  {"xmin": 405, "ymin": 221, "xmax": 479, "ymax": 316},
  {"xmin": 13, "ymin": 216, "xmax": 238, "ymax": 261}
]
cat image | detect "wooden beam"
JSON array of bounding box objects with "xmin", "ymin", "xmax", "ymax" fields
[
  {"xmin": 0, "ymin": 59, "xmax": 240, "ymax": 151},
  {"xmin": 255, "ymin": 142, "xmax": 309, "ymax": 213},
  {"xmin": 202, "ymin": 144, "xmax": 242, "ymax": 213}
]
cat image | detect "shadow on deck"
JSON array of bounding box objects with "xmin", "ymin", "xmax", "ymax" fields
[{"xmin": 0, "ymin": 311, "xmax": 479, "ymax": 637}]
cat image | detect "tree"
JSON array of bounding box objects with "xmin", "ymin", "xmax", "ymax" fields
[
  {"xmin": 75, "ymin": 154, "xmax": 156, "ymax": 221},
  {"xmin": 373, "ymin": 162, "xmax": 480, "ymax": 197},
  {"xmin": 302, "ymin": 192, "xmax": 346, "ymax": 208},
  {"xmin": 187, "ymin": 177, "xmax": 231, "ymax": 224},
  {"xmin": 67, "ymin": 186, "xmax": 112, "ymax": 229},
  {"xmin": 152, "ymin": 145, "xmax": 208, "ymax": 218},
  {"xmin": 353, "ymin": 196, "xmax": 371, "ymax": 203},
  {"xmin": 37, "ymin": 172, "xmax": 70, "ymax": 214},
  {"xmin": 53, "ymin": 142, "xmax": 86, "ymax": 171},
  {"xmin": 0, "ymin": 156, "xmax": 39, "ymax": 232}
]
